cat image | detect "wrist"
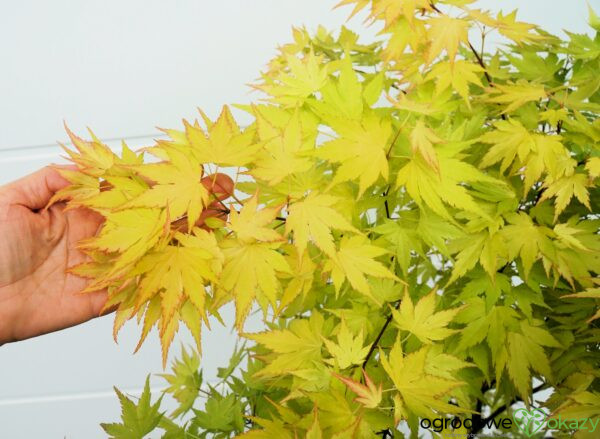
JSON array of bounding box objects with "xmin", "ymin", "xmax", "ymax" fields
[{"xmin": 0, "ymin": 296, "xmax": 22, "ymax": 345}]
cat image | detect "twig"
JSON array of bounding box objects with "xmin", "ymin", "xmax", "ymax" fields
[
  {"xmin": 362, "ymin": 300, "xmax": 401, "ymax": 368},
  {"xmin": 470, "ymin": 383, "xmax": 548, "ymax": 434},
  {"xmin": 428, "ymin": 1, "xmax": 507, "ymax": 119}
]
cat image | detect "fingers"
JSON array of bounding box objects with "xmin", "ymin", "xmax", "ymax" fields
[
  {"xmin": 1, "ymin": 165, "xmax": 75, "ymax": 211},
  {"xmin": 169, "ymin": 173, "xmax": 234, "ymax": 232},
  {"xmin": 201, "ymin": 173, "xmax": 234, "ymax": 203}
]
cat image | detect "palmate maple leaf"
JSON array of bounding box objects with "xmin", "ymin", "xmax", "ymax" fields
[
  {"xmin": 130, "ymin": 229, "xmax": 223, "ymax": 362},
  {"xmin": 425, "ymin": 60, "xmax": 484, "ymax": 105},
  {"xmin": 380, "ymin": 340, "xmax": 468, "ymax": 421},
  {"xmin": 182, "ymin": 105, "xmax": 261, "ymax": 167},
  {"xmin": 101, "ymin": 376, "xmax": 163, "ymax": 439},
  {"xmin": 249, "ymin": 107, "xmax": 315, "ymax": 186},
  {"xmin": 485, "ymin": 80, "xmax": 547, "ymax": 114},
  {"xmin": 255, "ymin": 50, "xmax": 329, "ymax": 107},
  {"xmin": 409, "ymin": 119, "xmax": 443, "ymax": 172},
  {"xmin": 306, "ymin": 54, "xmax": 394, "ymax": 197},
  {"xmin": 78, "ymin": 208, "xmax": 168, "ymax": 282},
  {"xmin": 312, "ymin": 113, "xmax": 392, "ymax": 197},
  {"xmin": 426, "ymin": 15, "xmax": 470, "ymax": 63},
  {"xmin": 334, "ymin": 370, "xmax": 383, "ymax": 409},
  {"xmin": 124, "ymin": 147, "xmax": 210, "ymax": 231},
  {"xmin": 243, "ymin": 312, "xmax": 326, "ymax": 378},
  {"xmin": 391, "ymin": 289, "xmax": 462, "ymax": 343},
  {"xmin": 285, "ymin": 191, "xmax": 358, "ymax": 257},
  {"xmin": 395, "ymin": 152, "xmax": 498, "ymax": 221},
  {"xmin": 539, "ymin": 173, "xmax": 591, "ymax": 220},
  {"xmin": 221, "ymin": 193, "xmax": 291, "ymax": 328},
  {"xmin": 324, "ymin": 235, "xmax": 399, "ymax": 302},
  {"xmin": 323, "ymin": 318, "xmax": 370, "ymax": 369}
]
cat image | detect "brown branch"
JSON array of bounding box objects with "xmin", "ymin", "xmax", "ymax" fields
[
  {"xmin": 470, "ymin": 383, "xmax": 548, "ymax": 434},
  {"xmin": 428, "ymin": 1, "xmax": 506, "ymax": 119},
  {"xmin": 468, "ymin": 41, "xmax": 494, "ymax": 87},
  {"xmin": 362, "ymin": 300, "xmax": 401, "ymax": 368}
]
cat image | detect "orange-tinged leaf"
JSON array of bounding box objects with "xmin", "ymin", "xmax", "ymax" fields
[
  {"xmin": 334, "ymin": 370, "xmax": 383, "ymax": 409},
  {"xmin": 409, "ymin": 120, "xmax": 442, "ymax": 172},
  {"xmin": 221, "ymin": 240, "xmax": 291, "ymax": 329},
  {"xmin": 159, "ymin": 311, "xmax": 180, "ymax": 368},
  {"xmin": 134, "ymin": 295, "xmax": 162, "ymax": 353},
  {"xmin": 62, "ymin": 124, "xmax": 116, "ymax": 176},
  {"xmin": 306, "ymin": 407, "xmax": 323, "ymax": 439},
  {"xmin": 427, "ymin": 16, "xmax": 470, "ymax": 63}
]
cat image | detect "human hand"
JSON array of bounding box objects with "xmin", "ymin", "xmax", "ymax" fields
[{"xmin": 0, "ymin": 166, "xmax": 233, "ymax": 344}]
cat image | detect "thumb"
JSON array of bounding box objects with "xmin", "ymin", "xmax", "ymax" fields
[{"xmin": 2, "ymin": 165, "xmax": 75, "ymax": 210}]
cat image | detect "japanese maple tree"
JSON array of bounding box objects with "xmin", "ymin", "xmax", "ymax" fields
[{"xmin": 55, "ymin": 0, "xmax": 600, "ymax": 437}]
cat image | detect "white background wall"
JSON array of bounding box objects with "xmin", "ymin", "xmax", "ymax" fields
[{"xmin": 0, "ymin": 1, "xmax": 593, "ymax": 438}]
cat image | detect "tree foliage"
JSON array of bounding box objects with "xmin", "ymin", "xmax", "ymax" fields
[{"xmin": 57, "ymin": 1, "xmax": 600, "ymax": 437}]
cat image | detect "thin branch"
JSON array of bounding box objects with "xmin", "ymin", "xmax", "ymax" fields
[
  {"xmin": 470, "ymin": 383, "xmax": 548, "ymax": 434},
  {"xmin": 428, "ymin": 1, "xmax": 507, "ymax": 120},
  {"xmin": 362, "ymin": 300, "xmax": 401, "ymax": 368},
  {"xmin": 468, "ymin": 41, "xmax": 494, "ymax": 87}
]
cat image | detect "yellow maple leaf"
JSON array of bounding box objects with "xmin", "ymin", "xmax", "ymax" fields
[
  {"xmin": 494, "ymin": 10, "xmax": 544, "ymax": 44},
  {"xmin": 312, "ymin": 113, "xmax": 392, "ymax": 197},
  {"xmin": 485, "ymin": 80, "xmax": 547, "ymax": 114},
  {"xmin": 256, "ymin": 50, "xmax": 328, "ymax": 106},
  {"xmin": 62, "ymin": 124, "xmax": 116, "ymax": 177},
  {"xmin": 586, "ymin": 157, "xmax": 600, "ymax": 178},
  {"xmin": 221, "ymin": 240, "xmax": 291, "ymax": 329},
  {"xmin": 479, "ymin": 119, "xmax": 536, "ymax": 171},
  {"xmin": 427, "ymin": 16, "xmax": 470, "ymax": 63},
  {"xmin": 539, "ymin": 173, "xmax": 591, "ymax": 220},
  {"xmin": 391, "ymin": 289, "xmax": 462, "ymax": 343},
  {"xmin": 132, "ymin": 228, "xmax": 223, "ymax": 317},
  {"xmin": 426, "ymin": 60, "xmax": 484, "ymax": 105},
  {"xmin": 79, "ymin": 208, "xmax": 167, "ymax": 279},
  {"xmin": 243, "ymin": 312, "xmax": 325, "ymax": 377},
  {"xmin": 183, "ymin": 105, "xmax": 261, "ymax": 167},
  {"xmin": 396, "ymin": 153, "xmax": 496, "ymax": 221},
  {"xmin": 285, "ymin": 192, "xmax": 358, "ymax": 257},
  {"xmin": 278, "ymin": 244, "xmax": 316, "ymax": 312},
  {"xmin": 125, "ymin": 148, "xmax": 209, "ymax": 231},
  {"xmin": 500, "ymin": 212, "xmax": 553, "ymax": 278},
  {"xmin": 228, "ymin": 193, "xmax": 284, "ymax": 243},
  {"xmin": 380, "ymin": 340, "xmax": 467, "ymax": 420},
  {"xmin": 409, "ymin": 120, "xmax": 443, "ymax": 172},
  {"xmin": 250, "ymin": 108, "xmax": 315, "ymax": 186},
  {"xmin": 323, "ymin": 318, "xmax": 370, "ymax": 369},
  {"xmin": 324, "ymin": 235, "xmax": 398, "ymax": 302}
]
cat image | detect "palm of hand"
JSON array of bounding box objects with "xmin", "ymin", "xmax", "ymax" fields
[
  {"xmin": 0, "ymin": 199, "xmax": 106, "ymax": 343},
  {"xmin": 0, "ymin": 166, "xmax": 233, "ymax": 344}
]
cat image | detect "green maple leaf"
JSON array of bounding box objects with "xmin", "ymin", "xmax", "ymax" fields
[
  {"xmin": 159, "ymin": 346, "xmax": 202, "ymax": 418},
  {"xmin": 193, "ymin": 392, "xmax": 245, "ymax": 433},
  {"xmin": 101, "ymin": 376, "xmax": 163, "ymax": 439}
]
